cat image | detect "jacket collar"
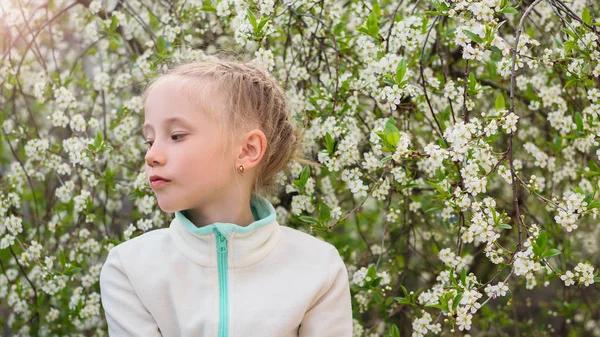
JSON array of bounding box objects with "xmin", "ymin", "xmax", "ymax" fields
[{"xmin": 169, "ymin": 194, "xmax": 281, "ymax": 267}]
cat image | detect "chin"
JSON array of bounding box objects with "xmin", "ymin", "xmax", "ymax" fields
[{"xmin": 155, "ymin": 199, "xmax": 181, "ymax": 214}]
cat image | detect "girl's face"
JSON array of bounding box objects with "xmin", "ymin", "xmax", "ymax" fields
[{"xmin": 142, "ymin": 77, "xmax": 234, "ymax": 213}]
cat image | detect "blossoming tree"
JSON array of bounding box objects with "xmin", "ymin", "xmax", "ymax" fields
[{"xmin": 0, "ymin": 0, "xmax": 599, "ymax": 335}]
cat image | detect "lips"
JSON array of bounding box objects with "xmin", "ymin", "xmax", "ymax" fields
[
  {"xmin": 149, "ymin": 174, "xmax": 171, "ymax": 182},
  {"xmin": 149, "ymin": 175, "xmax": 171, "ymax": 189},
  {"xmin": 150, "ymin": 179, "xmax": 170, "ymax": 188}
]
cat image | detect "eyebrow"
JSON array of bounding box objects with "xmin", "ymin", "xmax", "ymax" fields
[{"xmin": 142, "ymin": 116, "xmax": 192, "ymax": 134}]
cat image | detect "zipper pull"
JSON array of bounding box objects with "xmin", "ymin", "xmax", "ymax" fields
[{"xmin": 213, "ymin": 228, "xmax": 228, "ymax": 253}]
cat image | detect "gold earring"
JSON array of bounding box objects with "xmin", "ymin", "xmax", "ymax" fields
[{"xmin": 237, "ymin": 164, "xmax": 245, "ymax": 176}]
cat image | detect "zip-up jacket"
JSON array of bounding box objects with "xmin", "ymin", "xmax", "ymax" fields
[{"xmin": 99, "ymin": 194, "xmax": 353, "ymax": 336}]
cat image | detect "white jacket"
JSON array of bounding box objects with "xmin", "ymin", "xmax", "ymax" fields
[{"xmin": 99, "ymin": 194, "xmax": 353, "ymax": 337}]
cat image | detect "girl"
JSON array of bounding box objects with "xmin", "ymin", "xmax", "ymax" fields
[{"xmin": 99, "ymin": 56, "xmax": 353, "ymax": 337}]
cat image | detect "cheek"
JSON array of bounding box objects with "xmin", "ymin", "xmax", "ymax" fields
[
  {"xmin": 177, "ymin": 137, "xmax": 232, "ymax": 172},
  {"xmin": 196, "ymin": 140, "xmax": 230, "ymax": 161}
]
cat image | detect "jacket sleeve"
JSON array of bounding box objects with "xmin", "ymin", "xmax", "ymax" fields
[
  {"xmin": 298, "ymin": 246, "xmax": 353, "ymax": 337},
  {"xmin": 99, "ymin": 247, "xmax": 162, "ymax": 336}
]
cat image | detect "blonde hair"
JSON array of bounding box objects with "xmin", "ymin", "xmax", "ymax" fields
[{"xmin": 141, "ymin": 54, "xmax": 321, "ymax": 197}]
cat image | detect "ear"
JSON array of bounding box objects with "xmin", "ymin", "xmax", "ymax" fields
[{"xmin": 237, "ymin": 129, "xmax": 267, "ymax": 170}]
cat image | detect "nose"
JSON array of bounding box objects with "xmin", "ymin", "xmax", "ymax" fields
[{"xmin": 145, "ymin": 141, "xmax": 166, "ymax": 167}]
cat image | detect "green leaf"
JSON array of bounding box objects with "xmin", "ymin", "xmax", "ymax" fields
[
  {"xmin": 396, "ymin": 58, "xmax": 406, "ymax": 84},
  {"xmin": 563, "ymin": 40, "xmax": 578, "ymax": 55},
  {"xmin": 384, "ymin": 297, "xmax": 396, "ymax": 306},
  {"xmin": 588, "ymin": 201, "xmax": 600, "ymax": 209},
  {"xmin": 357, "ymin": 26, "xmax": 370, "ymax": 37},
  {"xmin": 390, "ymin": 324, "xmax": 400, "ymax": 337},
  {"xmin": 395, "ymin": 297, "xmax": 411, "ymax": 305},
  {"xmin": 463, "ymin": 29, "xmax": 483, "ymax": 43},
  {"xmin": 495, "ymin": 94, "xmax": 505, "ymax": 111},
  {"xmin": 425, "ymin": 10, "xmax": 446, "ymax": 16},
  {"xmin": 94, "ymin": 131, "xmax": 102, "ymax": 147},
  {"xmin": 411, "ymin": 288, "xmax": 425, "ymax": 303},
  {"xmin": 148, "ymin": 8, "xmax": 160, "ymax": 27},
  {"xmin": 37, "ymin": 291, "xmax": 45, "ymax": 308},
  {"xmin": 318, "ymin": 202, "xmax": 331, "ymax": 222},
  {"xmin": 400, "ymin": 285, "xmax": 409, "ymax": 297},
  {"xmin": 575, "ymin": 112, "xmax": 583, "ymax": 132},
  {"xmin": 109, "ymin": 35, "xmax": 122, "ymax": 51},
  {"xmin": 85, "ymin": 46, "xmax": 98, "ymax": 56},
  {"xmin": 541, "ymin": 249, "xmax": 562, "ymax": 258},
  {"xmin": 380, "ymin": 155, "xmax": 393, "ymax": 165},
  {"xmin": 257, "ymin": 17, "xmax": 270, "ymax": 35},
  {"xmin": 499, "ymin": 223, "xmax": 512, "ymax": 229},
  {"xmin": 384, "ymin": 117, "xmax": 400, "ymax": 147},
  {"xmin": 109, "ymin": 15, "xmax": 119, "ymax": 33},
  {"xmin": 432, "ymin": 0, "xmax": 449, "ymax": 11},
  {"xmin": 59, "ymin": 250, "xmax": 67, "ymax": 267},
  {"xmin": 548, "ymin": 136, "xmax": 563, "ymax": 153},
  {"xmin": 298, "ymin": 216, "xmax": 318, "ymax": 224},
  {"xmin": 199, "ymin": 4, "xmax": 217, "ymax": 12},
  {"xmin": 64, "ymin": 267, "xmax": 82, "ymax": 276},
  {"xmin": 376, "ymin": 131, "xmax": 392, "ymax": 151},
  {"xmin": 582, "ymin": 8, "xmax": 592, "ymax": 26},
  {"xmin": 366, "ymin": 266, "xmax": 377, "ymax": 282},
  {"xmin": 425, "ymin": 303, "xmax": 446, "ymax": 310},
  {"xmin": 501, "ymin": 7, "xmax": 518, "ymax": 14},
  {"xmin": 156, "ymin": 36, "xmax": 167, "ymax": 53},
  {"xmin": 247, "ymin": 9, "xmax": 257, "ymax": 30},
  {"xmin": 367, "ymin": 10, "xmax": 380, "ymax": 37},
  {"xmin": 424, "ymin": 207, "xmax": 440, "ymax": 213},
  {"xmin": 468, "ymin": 72, "xmax": 476, "ymax": 93},
  {"xmin": 536, "ymin": 232, "xmax": 548, "ymax": 254},
  {"xmin": 452, "ymin": 292, "xmax": 463, "ymax": 311},
  {"xmin": 383, "ymin": 78, "xmax": 396, "ymax": 86},
  {"xmin": 325, "ymin": 132, "xmax": 335, "ymax": 154},
  {"xmin": 484, "ymin": 22, "xmax": 492, "ymax": 45},
  {"xmin": 103, "ymin": 167, "xmax": 117, "ymax": 191},
  {"xmin": 584, "ymin": 189, "xmax": 596, "ymax": 205},
  {"xmin": 372, "ymin": 0, "xmax": 381, "ymax": 18},
  {"xmin": 102, "ymin": 238, "xmax": 121, "ymax": 246},
  {"xmin": 300, "ymin": 165, "xmax": 311, "ymax": 185},
  {"xmin": 440, "ymin": 105, "xmax": 451, "ymax": 124},
  {"xmin": 562, "ymin": 28, "xmax": 577, "ymax": 39}
]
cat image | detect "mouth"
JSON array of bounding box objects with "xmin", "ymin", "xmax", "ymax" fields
[
  {"xmin": 150, "ymin": 179, "xmax": 170, "ymax": 188},
  {"xmin": 149, "ymin": 175, "xmax": 171, "ymax": 188}
]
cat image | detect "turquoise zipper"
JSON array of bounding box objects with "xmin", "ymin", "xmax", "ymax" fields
[{"xmin": 213, "ymin": 228, "xmax": 229, "ymax": 337}]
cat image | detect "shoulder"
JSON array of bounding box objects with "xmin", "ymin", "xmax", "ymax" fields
[
  {"xmin": 103, "ymin": 228, "xmax": 172, "ymax": 270},
  {"xmin": 280, "ymin": 226, "xmax": 336, "ymax": 250},
  {"xmin": 113, "ymin": 228, "xmax": 170, "ymax": 253},
  {"xmin": 278, "ymin": 225, "xmax": 343, "ymax": 265},
  {"xmin": 277, "ymin": 225, "xmax": 349, "ymax": 291},
  {"xmin": 100, "ymin": 228, "xmax": 173, "ymax": 303}
]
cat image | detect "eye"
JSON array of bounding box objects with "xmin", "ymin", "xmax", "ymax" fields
[{"xmin": 143, "ymin": 134, "xmax": 185, "ymax": 148}]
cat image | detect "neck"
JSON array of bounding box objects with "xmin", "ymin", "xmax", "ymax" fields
[{"xmin": 183, "ymin": 192, "xmax": 257, "ymax": 228}]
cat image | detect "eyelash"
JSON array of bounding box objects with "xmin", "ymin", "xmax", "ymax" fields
[{"xmin": 144, "ymin": 134, "xmax": 186, "ymax": 147}]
